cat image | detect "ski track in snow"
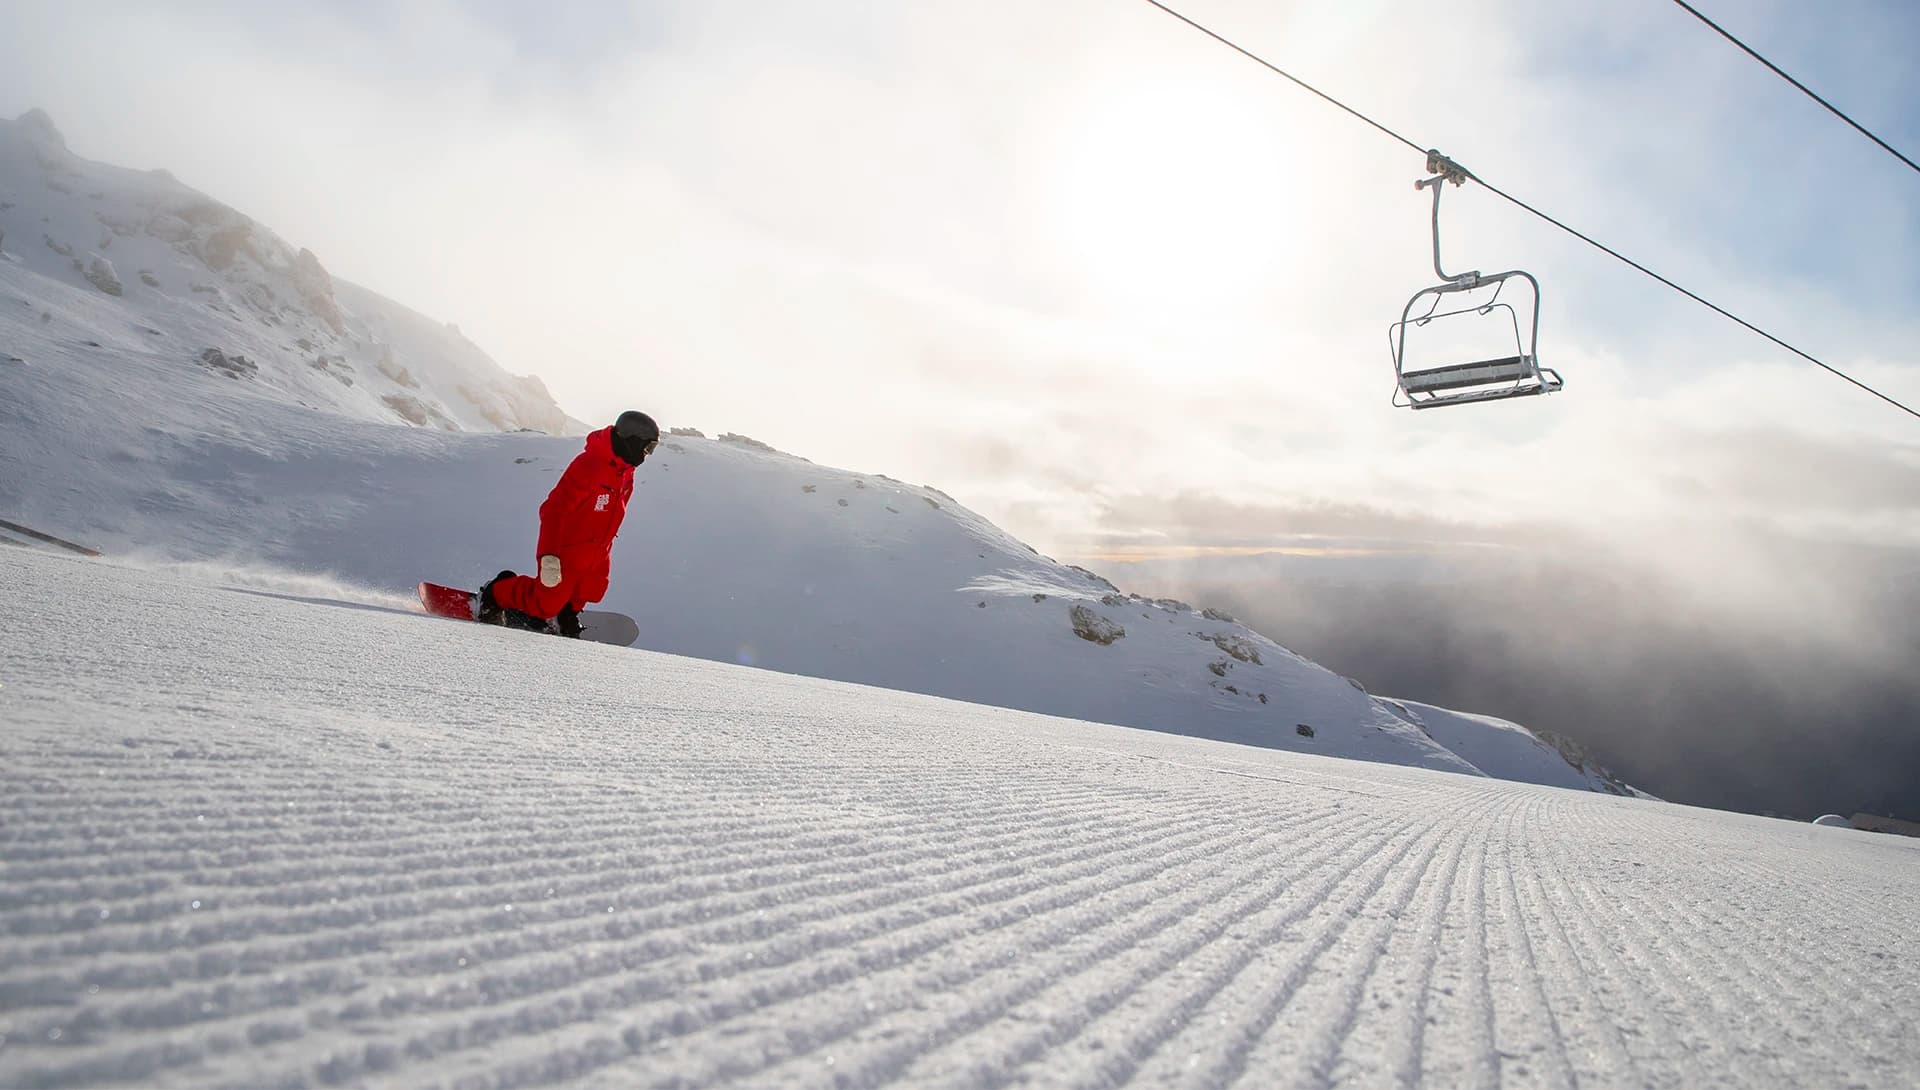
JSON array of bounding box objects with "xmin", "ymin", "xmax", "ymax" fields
[{"xmin": 2, "ymin": 550, "xmax": 1917, "ymax": 1089}]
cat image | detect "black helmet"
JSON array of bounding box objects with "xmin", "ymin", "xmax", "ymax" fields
[{"xmin": 611, "ymin": 410, "xmax": 659, "ymax": 465}]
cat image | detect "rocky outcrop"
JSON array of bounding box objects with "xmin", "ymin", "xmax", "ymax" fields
[
  {"xmin": 308, "ymin": 355, "xmax": 354, "ymax": 386},
  {"xmin": 144, "ymin": 213, "xmax": 193, "ymax": 244},
  {"xmin": 377, "ymin": 361, "xmax": 418, "ymax": 389},
  {"xmin": 290, "ymin": 248, "xmax": 344, "ymax": 335},
  {"xmin": 1531, "ymin": 727, "xmax": 1636, "ymax": 796},
  {"xmin": 173, "ymin": 200, "xmax": 264, "ymax": 273},
  {"xmin": 456, "ymin": 376, "xmax": 574, "ymax": 435},
  {"xmin": 83, "ymin": 254, "xmax": 122, "ymax": 296},
  {"xmin": 383, "ymin": 393, "xmax": 455, "ymax": 429},
  {"xmin": 1070, "ymin": 604, "xmax": 1125, "ymax": 645},
  {"xmin": 17, "ymin": 109, "xmax": 71, "ymax": 174},
  {"xmin": 198, "ymin": 348, "xmax": 257, "ymax": 379},
  {"xmin": 17, "ymin": 108, "xmax": 65, "ymax": 150},
  {"xmin": 201, "ymin": 225, "xmax": 252, "ymax": 271},
  {"xmin": 1201, "ymin": 632, "xmax": 1263, "ymax": 665},
  {"xmin": 720, "ymin": 433, "xmax": 779, "ymax": 454},
  {"xmin": 370, "ymin": 343, "xmax": 419, "ymax": 389}
]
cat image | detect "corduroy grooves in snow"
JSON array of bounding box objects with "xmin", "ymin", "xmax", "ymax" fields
[{"xmin": 2, "ymin": 548, "xmax": 1917, "ymax": 1089}]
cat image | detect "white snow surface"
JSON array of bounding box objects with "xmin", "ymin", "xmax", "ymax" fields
[
  {"xmin": 2, "ymin": 548, "xmax": 1916, "ymax": 1089},
  {"xmin": 1377, "ymin": 701, "xmax": 1637, "ymax": 795}
]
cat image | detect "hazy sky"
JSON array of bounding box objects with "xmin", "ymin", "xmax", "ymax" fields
[{"xmin": 4, "ymin": 0, "xmax": 1917, "ymax": 581}]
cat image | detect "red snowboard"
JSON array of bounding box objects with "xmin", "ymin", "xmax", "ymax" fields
[{"xmin": 417, "ymin": 582, "xmax": 640, "ymax": 646}]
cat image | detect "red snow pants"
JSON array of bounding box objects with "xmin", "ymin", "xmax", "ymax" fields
[{"xmin": 490, "ymin": 549, "xmax": 609, "ymax": 620}]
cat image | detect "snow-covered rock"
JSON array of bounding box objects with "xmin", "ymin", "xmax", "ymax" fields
[
  {"xmin": 1069, "ymin": 602, "xmax": 1125, "ymax": 645},
  {"xmin": 197, "ymin": 346, "xmax": 257, "ymax": 379},
  {"xmin": 82, "ymin": 252, "xmax": 121, "ymax": 295},
  {"xmin": 15, "ymin": 106, "xmax": 66, "ymax": 156}
]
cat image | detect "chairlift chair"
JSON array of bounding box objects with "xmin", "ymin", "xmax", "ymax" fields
[{"xmin": 1389, "ymin": 152, "xmax": 1562, "ymax": 409}]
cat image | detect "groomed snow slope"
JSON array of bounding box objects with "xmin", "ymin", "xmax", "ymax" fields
[{"xmin": 2, "ymin": 549, "xmax": 1914, "ymax": 1089}]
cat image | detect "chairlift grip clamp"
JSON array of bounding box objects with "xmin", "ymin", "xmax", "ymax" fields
[{"xmin": 1422, "ymin": 149, "xmax": 1470, "ymax": 187}]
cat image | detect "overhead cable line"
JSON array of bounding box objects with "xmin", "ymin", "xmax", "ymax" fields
[
  {"xmin": 1136, "ymin": 0, "xmax": 1920, "ymax": 422},
  {"xmin": 1670, "ymin": 0, "xmax": 1920, "ymax": 178}
]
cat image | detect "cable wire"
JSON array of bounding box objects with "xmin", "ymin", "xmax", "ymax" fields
[
  {"xmin": 1670, "ymin": 0, "xmax": 1920, "ymax": 178},
  {"xmin": 1136, "ymin": 0, "xmax": 1920, "ymax": 422},
  {"xmin": 1139, "ymin": 0, "xmax": 1425, "ymax": 157},
  {"xmin": 1465, "ymin": 176, "xmax": 1919, "ymax": 419}
]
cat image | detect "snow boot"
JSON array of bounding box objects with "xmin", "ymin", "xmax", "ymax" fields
[
  {"xmin": 475, "ymin": 570, "xmax": 516, "ymax": 624},
  {"xmin": 554, "ymin": 606, "xmax": 583, "ymax": 639}
]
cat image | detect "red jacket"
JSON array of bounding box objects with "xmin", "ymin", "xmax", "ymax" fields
[{"xmin": 536, "ymin": 427, "xmax": 634, "ymax": 599}]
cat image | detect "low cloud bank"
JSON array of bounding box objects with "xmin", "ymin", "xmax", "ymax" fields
[{"xmin": 1113, "ymin": 538, "xmax": 1920, "ymax": 820}]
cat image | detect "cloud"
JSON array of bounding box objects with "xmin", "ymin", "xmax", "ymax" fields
[
  {"xmin": 6, "ymin": 0, "xmax": 1914, "ymax": 437},
  {"xmin": 1107, "ymin": 515, "xmax": 1920, "ymax": 820}
]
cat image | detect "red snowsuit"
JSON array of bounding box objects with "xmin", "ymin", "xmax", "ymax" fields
[{"xmin": 491, "ymin": 426, "xmax": 634, "ymax": 619}]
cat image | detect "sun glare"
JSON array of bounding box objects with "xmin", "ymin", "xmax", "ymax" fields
[{"xmin": 1046, "ymin": 75, "xmax": 1296, "ymax": 322}]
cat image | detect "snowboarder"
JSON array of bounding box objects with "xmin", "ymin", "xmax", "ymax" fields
[{"xmin": 477, "ymin": 410, "xmax": 659, "ymax": 637}]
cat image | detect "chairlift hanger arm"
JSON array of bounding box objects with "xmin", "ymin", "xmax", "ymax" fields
[{"xmin": 1418, "ymin": 150, "xmax": 1480, "ymax": 286}]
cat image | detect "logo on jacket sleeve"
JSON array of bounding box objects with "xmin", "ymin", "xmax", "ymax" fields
[{"xmin": 595, "ymin": 494, "xmax": 611, "ymax": 512}]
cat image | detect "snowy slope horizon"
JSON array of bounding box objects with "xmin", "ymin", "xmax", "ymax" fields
[
  {"xmin": 0, "ymin": 109, "xmax": 577, "ymax": 435},
  {"xmin": 0, "ymin": 109, "xmax": 1638, "ymax": 796}
]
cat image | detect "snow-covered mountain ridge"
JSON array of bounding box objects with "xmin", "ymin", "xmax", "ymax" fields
[
  {"xmin": 0, "ymin": 110, "xmax": 575, "ymax": 434},
  {"xmin": 0, "ymin": 112, "xmax": 1636, "ymax": 795}
]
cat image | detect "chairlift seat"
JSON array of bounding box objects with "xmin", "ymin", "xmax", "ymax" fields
[
  {"xmin": 1400, "ymin": 356, "xmax": 1563, "ymax": 409},
  {"xmin": 1401, "ymin": 355, "xmax": 1535, "ymax": 393}
]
